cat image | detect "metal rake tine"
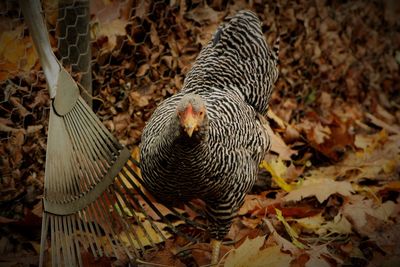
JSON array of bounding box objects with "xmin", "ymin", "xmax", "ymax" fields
[
  {"xmin": 68, "ymin": 109, "xmax": 105, "ymax": 173},
  {"xmin": 62, "ymin": 114, "xmax": 91, "ymax": 196},
  {"xmin": 62, "ymin": 216, "xmax": 74, "ymax": 266},
  {"xmin": 170, "ymin": 206, "xmax": 206, "ymax": 230},
  {"xmin": 85, "ymin": 205, "xmax": 108, "ymax": 257},
  {"xmin": 50, "ymin": 215, "xmax": 56, "ymax": 267},
  {"xmin": 68, "ymin": 107, "xmax": 113, "ymax": 166},
  {"xmin": 110, "ymin": 188, "xmax": 146, "ymax": 251},
  {"xmin": 61, "ymin": 141, "xmax": 80, "ymax": 201},
  {"xmin": 117, "ymin": 171, "xmax": 168, "ymax": 242},
  {"xmin": 58, "ymin": 216, "xmax": 69, "ymax": 266},
  {"xmin": 90, "ymin": 198, "xmax": 121, "ymax": 259},
  {"xmin": 39, "ymin": 212, "xmax": 49, "ymax": 267},
  {"xmin": 68, "ymin": 110, "xmax": 109, "ymax": 174},
  {"xmin": 70, "ymin": 215, "xmax": 83, "ymax": 267},
  {"xmin": 185, "ymin": 201, "xmax": 207, "ymax": 218},
  {"xmin": 76, "ymin": 98, "xmax": 121, "ymax": 151},
  {"xmin": 80, "ymin": 209, "xmax": 102, "ymax": 257},
  {"xmin": 67, "ymin": 215, "xmax": 80, "ymax": 267},
  {"xmin": 64, "ymin": 114, "xmax": 100, "ymax": 186},
  {"xmin": 104, "ymin": 189, "xmax": 142, "ymax": 257},
  {"xmin": 97, "ymin": 191, "xmax": 135, "ymax": 259},
  {"xmin": 53, "ymin": 216, "xmax": 61, "ymax": 267},
  {"xmin": 68, "ymin": 112, "xmax": 107, "ymax": 186},
  {"xmin": 76, "ymin": 210, "xmax": 98, "ymax": 258},
  {"xmin": 74, "ymin": 99, "xmax": 117, "ymax": 159},
  {"xmin": 113, "ymin": 179, "xmax": 158, "ymax": 248},
  {"xmin": 123, "ymin": 164, "xmax": 206, "ymax": 233}
]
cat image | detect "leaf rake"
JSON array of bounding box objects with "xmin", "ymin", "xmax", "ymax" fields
[{"xmin": 20, "ymin": 1, "xmax": 206, "ymax": 266}]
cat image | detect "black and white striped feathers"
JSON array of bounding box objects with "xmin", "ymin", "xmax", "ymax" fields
[{"xmin": 140, "ymin": 10, "xmax": 278, "ymax": 239}]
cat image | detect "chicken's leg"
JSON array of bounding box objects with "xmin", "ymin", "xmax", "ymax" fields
[{"xmin": 211, "ymin": 239, "xmax": 221, "ymax": 265}]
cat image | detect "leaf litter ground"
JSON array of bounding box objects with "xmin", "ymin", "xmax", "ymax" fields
[{"xmin": 0, "ymin": 0, "xmax": 399, "ymax": 266}]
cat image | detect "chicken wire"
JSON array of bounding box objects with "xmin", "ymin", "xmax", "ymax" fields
[{"xmin": 0, "ymin": 0, "xmax": 275, "ymax": 218}]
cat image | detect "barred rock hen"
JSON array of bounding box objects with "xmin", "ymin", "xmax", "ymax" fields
[{"xmin": 140, "ymin": 10, "xmax": 279, "ymax": 263}]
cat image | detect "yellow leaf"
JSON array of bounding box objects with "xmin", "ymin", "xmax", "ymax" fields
[
  {"xmin": 275, "ymin": 208, "xmax": 306, "ymax": 249},
  {"xmin": 118, "ymin": 220, "xmax": 171, "ymax": 249},
  {"xmin": 295, "ymin": 213, "xmax": 325, "ymax": 232},
  {"xmin": 260, "ymin": 160, "xmax": 295, "ymax": 192}
]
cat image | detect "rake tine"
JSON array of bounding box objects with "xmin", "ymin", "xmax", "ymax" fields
[
  {"xmin": 80, "ymin": 209, "xmax": 101, "ymax": 258},
  {"xmin": 64, "ymin": 113, "xmax": 99, "ymax": 186},
  {"xmin": 76, "ymin": 98, "xmax": 121, "ymax": 151},
  {"xmin": 185, "ymin": 201, "xmax": 207, "ymax": 218},
  {"xmin": 112, "ymin": 186, "xmax": 148, "ymax": 251},
  {"xmin": 124, "ymin": 163, "xmax": 206, "ymax": 233},
  {"xmin": 77, "ymin": 211, "xmax": 97, "ymax": 258},
  {"xmin": 105, "ymin": 190, "xmax": 143, "ymax": 256},
  {"xmin": 74, "ymin": 100, "xmax": 116, "ymax": 160},
  {"xmin": 66, "ymin": 215, "xmax": 78, "ymax": 267},
  {"xmin": 70, "ymin": 215, "xmax": 83, "ymax": 267},
  {"xmin": 118, "ymin": 171, "xmax": 168, "ymax": 241},
  {"xmin": 113, "ymin": 180, "xmax": 157, "ymax": 248},
  {"xmin": 50, "ymin": 215, "xmax": 55, "ymax": 267},
  {"xmin": 39, "ymin": 212, "xmax": 49, "ymax": 267},
  {"xmin": 53, "ymin": 216, "xmax": 61, "ymax": 266},
  {"xmin": 68, "ymin": 109, "xmax": 112, "ymax": 167},
  {"xmin": 85, "ymin": 206, "xmax": 106, "ymax": 257},
  {"xmin": 97, "ymin": 192, "xmax": 133, "ymax": 259},
  {"xmin": 62, "ymin": 216, "xmax": 73, "ymax": 266},
  {"xmin": 68, "ymin": 110, "xmax": 107, "ymax": 175},
  {"xmin": 57, "ymin": 216, "xmax": 68, "ymax": 266},
  {"xmin": 90, "ymin": 199, "xmax": 120, "ymax": 259},
  {"xmin": 71, "ymin": 103, "xmax": 113, "ymax": 163}
]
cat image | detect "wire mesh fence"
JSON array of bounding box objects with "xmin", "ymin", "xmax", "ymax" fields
[{"xmin": 0, "ymin": 0, "xmax": 280, "ymax": 220}]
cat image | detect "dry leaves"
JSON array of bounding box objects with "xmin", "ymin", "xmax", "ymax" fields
[{"xmin": 1, "ymin": 0, "xmax": 400, "ymax": 266}]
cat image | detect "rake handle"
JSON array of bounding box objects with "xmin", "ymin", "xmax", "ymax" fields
[{"xmin": 20, "ymin": 0, "xmax": 59, "ymax": 98}]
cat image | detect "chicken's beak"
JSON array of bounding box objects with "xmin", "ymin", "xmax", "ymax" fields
[
  {"xmin": 181, "ymin": 104, "xmax": 199, "ymax": 138},
  {"xmin": 183, "ymin": 113, "xmax": 198, "ymax": 137}
]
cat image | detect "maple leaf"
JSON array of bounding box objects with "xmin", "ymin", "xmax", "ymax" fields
[
  {"xmin": 341, "ymin": 195, "xmax": 397, "ymax": 236},
  {"xmin": 284, "ymin": 178, "xmax": 354, "ymax": 203},
  {"xmin": 224, "ymin": 235, "xmax": 292, "ymax": 267}
]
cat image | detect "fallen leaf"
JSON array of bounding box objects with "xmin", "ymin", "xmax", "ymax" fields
[
  {"xmin": 342, "ymin": 195, "xmax": 397, "ymax": 236},
  {"xmin": 260, "ymin": 159, "xmax": 296, "ymax": 192},
  {"xmin": 93, "ymin": 19, "xmax": 127, "ymax": 53},
  {"xmin": 264, "ymin": 218, "xmax": 300, "ymax": 255},
  {"xmin": 284, "ymin": 178, "xmax": 354, "ymax": 203},
  {"xmin": 264, "ymin": 123, "xmax": 297, "ymax": 160},
  {"xmin": 275, "ymin": 208, "xmax": 307, "ymax": 249},
  {"xmin": 224, "ymin": 235, "xmax": 292, "ymax": 267},
  {"xmin": 185, "ymin": 4, "xmax": 224, "ymax": 25}
]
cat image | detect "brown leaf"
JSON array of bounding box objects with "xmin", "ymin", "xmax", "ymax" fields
[
  {"xmin": 264, "ymin": 123, "xmax": 297, "ymax": 160},
  {"xmin": 225, "ymin": 235, "xmax": 292, "ymax": 267},
  {"xmin": 342, "ymin": 195, "xmax": 397, "ymax": 236},
  {"xmin": 185, "ymin": 4, "xmax": 224, "ymax": 25},
  {"xmin": 94, "ymin": 19, "xmax": 127, "ymax": 53},
  {"xmin": 284, "ymin": 178, "xmax": 354, "ymax": 203}
]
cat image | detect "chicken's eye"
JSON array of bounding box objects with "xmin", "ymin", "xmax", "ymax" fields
[{"xmin": 199, "ymin": 111, "xmax": 204, "ymax": 116}]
